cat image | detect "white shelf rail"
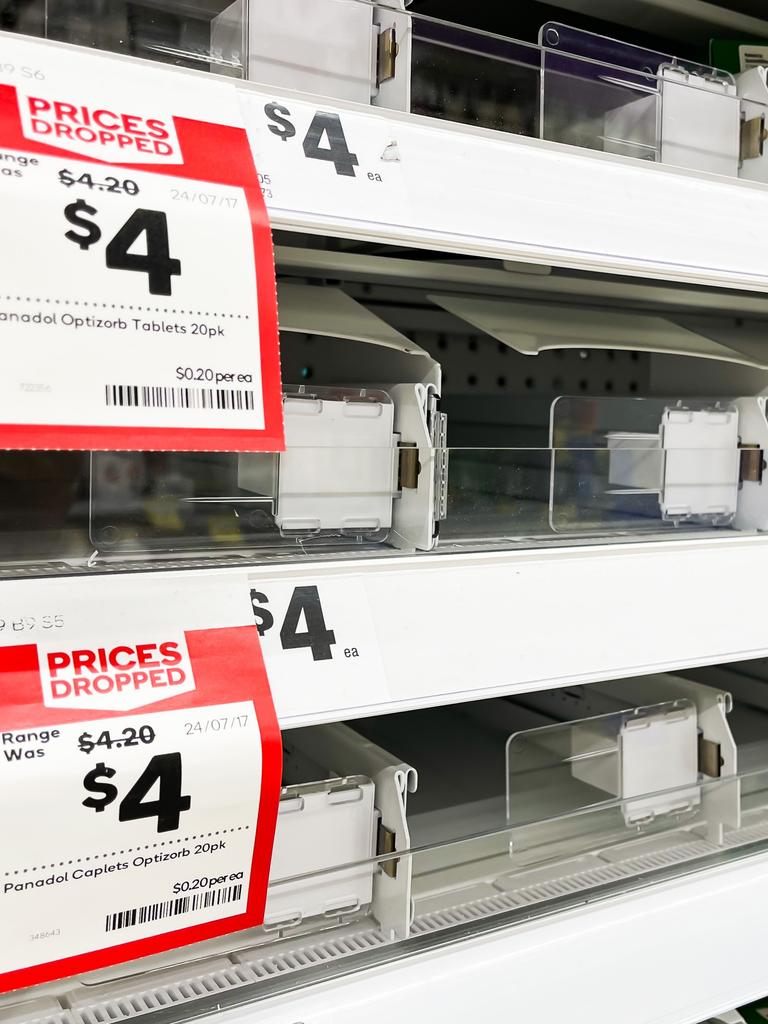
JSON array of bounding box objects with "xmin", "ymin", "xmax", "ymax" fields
[{"xmin": 6, "ymin": 533, "xmax": 768, "ymax": 728}]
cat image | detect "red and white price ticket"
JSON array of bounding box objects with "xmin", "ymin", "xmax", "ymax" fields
[
  {"xmin": 0, "ymin": 35, "xmax": 283, "ymax": 451},
  {"xmin": 0, "ymin": 574, "xmax": 281, "ymax": 993}
]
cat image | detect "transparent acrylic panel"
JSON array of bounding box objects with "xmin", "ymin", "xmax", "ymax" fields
[
  {"xmin": 7, "ymin": 0, "xmax": 247, "ymax": 74},
  {"xmin": 89, "ymin": 447, "xmax": 396, "ymax": 555},
  {"xmin": 505, "ymin": 699, "xmax": 703, "ymax": 831},
  {"xmin": 409, "ymin": 8, "xmax": 750, "ymax": 177},
  {"xmin": 0, "ymin": 388, "xmax": 752, "ymax": 574},
  {"xmin": 89, "ymin": 449, "xmax": 281, "ymax": 555},
  {"xmin": 440, "ymin": 446, "xmax": 553, "ymax": 542},
  {"xmin": 541, "ymin": 23, "xmax": 663, "ymax": 159},
  {"xmin": 548, "ymin": 396, "xmax": 741, "ymax": 533},
  {"xmin": 409, "ymin": 16, "xmax": 541, "ymax": 138},
  {"xmin": 539, "ymin": 22, "xmax": 736, "ymax": 165},
  {"xmin": 88, "ymin": 383, "xmax": 399, "ymax": 556},
  {"xmin": 88, "ymin": 446, "xmax": 732, "ymax": 562},
  {"xmin": 0, "ymin": 446, "xmax": 748, "ymax": 577}
]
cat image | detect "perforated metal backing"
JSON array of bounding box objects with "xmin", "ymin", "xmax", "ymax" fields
[
  {"xmin": 412, "ymin": 331, "xmax": 651, "ymax": 397},
  {"xmin": 285, "ymin": 329, "xmax": 651, "ymax": 398}
]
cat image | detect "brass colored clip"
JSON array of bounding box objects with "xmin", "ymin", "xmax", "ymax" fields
[
  {"xmin": 377, "ymin": 823, "xmax": 398, "ymax": 879},
  {"xmin": 398, "ymin": 443, "xmax": 420, "ymax": 490},
  {"xmin": 377, "ymin": 27, "xmax": 398, "ymax": 87},
  {"xmin": 740, "ymin": 115, "xmax": 768, "ymax": 161},
  {"xmin": 698, "ymin": 734, "xmax": 723, "ymax": 778},
  {"xmin": 739, "ymin": 443, "xmax": 765, "ymax": 484}
]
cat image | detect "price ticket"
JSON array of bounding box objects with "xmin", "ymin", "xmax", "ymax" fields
[
  {"xmin": 0, "ymin": 36, "xmax": 283, "ymax": 451},
  {"xmin": 0, "ymin": 574, "xmax": 281, "ymax": 993},
  {"xmin": 241, "ymin": 90, "xmax": 412, "ymax": 227},
  {"xmin": 249, "ymin": 577, "xmax": 389, "ymax": 723}
]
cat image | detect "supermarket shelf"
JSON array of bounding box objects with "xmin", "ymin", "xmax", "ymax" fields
[
  {"xmin": 10, "ymin": 533, "xmax": 768, "ymax": 727},
  {"xmin": 239, "ymin": 78, "xmax": 768, "ymax": 293},
  {"xmin": 6, "ymin": 32, "xmax": 768, "ymax": 295},
  {"xmin": 211, "ymin": 849, "xmax": 768, "ymax": 1024}
]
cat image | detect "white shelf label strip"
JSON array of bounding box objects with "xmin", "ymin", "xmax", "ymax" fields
[{"xmin": 239, "ymin": 86, "xmax": 768, "ymax": 290}]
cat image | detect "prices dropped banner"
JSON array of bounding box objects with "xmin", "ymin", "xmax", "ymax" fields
[
  {"xmin": 0, "ymin": 574, "xmax": 282, "ymax": 993},
  {"xmin": 0, "ymin": 35, "xmax": 283, "ymax": 451}
]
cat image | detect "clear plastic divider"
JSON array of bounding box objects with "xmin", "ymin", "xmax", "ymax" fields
[{"xmin": 0, "ymin": 437, "xmax": 754, "ymax": 575}]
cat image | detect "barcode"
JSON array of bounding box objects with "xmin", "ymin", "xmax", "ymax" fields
[
  {"xmin": 105, "ymin": 883, "xmax": 243, "ymax": 932},
  {"xmin": 105, "ymin": 384, "xmax": 255, "ymax": 411}
]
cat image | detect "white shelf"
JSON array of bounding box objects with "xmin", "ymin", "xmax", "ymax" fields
[
  {"xmin": 238, "ymin": 78, "xmax": 768, "ymax": 293},
  {"xmin": 217, "ymin": 849, "xmax": 768, "ymax": 1024},
  {"xmin": 11, "ymin": 533, "xmax": 768, "ymax": 727}
]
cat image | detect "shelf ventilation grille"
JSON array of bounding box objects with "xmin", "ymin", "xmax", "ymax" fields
[
  {"xmin": 78, "ymin": 966, "xmax": 256, "ymax": 1024},
  {"xmin": 13, "ymin": 928, "xmax": 390, "ymax": 1024},
  {"xmin": 241, "ymin": 927, "xmax": 389, "ymax": 979}
]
